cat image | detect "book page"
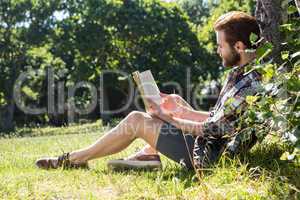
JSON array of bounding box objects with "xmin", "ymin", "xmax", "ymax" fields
[
  {"xmin": 132, "ymin": 70, "xmax": 162, "ymax": 111},
  {"xmin": 138, "ymin": 70, "xmax": 162, "ymax": 105}
]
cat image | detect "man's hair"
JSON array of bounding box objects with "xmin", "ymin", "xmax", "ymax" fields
[{"xmin": 214, "ymin": 11, "xmax": 260, "ymax": 49}]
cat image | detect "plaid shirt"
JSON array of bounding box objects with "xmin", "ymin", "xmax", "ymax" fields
[{"xmin": 193, "ymin": 63, "xmax": 262, "ymax": 168}]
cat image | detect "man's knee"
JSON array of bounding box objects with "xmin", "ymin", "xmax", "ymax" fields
[
  {"xmin": 125, "ymin": 111, "xmax": 162, "ymax": 137},
  {"xmin": 126, "ymin": 111, "xmax": 150, "ymax": 124}
]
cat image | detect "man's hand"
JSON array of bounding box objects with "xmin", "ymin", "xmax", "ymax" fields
[
  {"xmin": 146, "ymin": 95, "xmax": 205, "ymax": 136},
  {"xmin": 146, "ymin": 97, "xmax": 204, "ymax": 136},
  {"xmin": 159, "ymin": 93, "xmax": 184, "ymax": 118},
  {"xmin": 160, "ymin": 92, "xmax": 210, "ymax": 122},
  {"xmin": 146, "ymin": 97, "xmax": 175, "ymax": 123},
  {"xmin": 160, "ymin": 92, "xmax": 194, "ymax": 110}
]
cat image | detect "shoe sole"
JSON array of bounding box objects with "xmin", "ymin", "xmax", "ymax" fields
[{"xmin": 107, "ymin": 160, "xmax": 162, "ymax": 170}]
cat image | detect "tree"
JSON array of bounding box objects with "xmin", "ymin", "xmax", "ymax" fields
[
  {"xmin": 0, "ymin": 0, "xmax": 61, "ymax": 131},
  {"xmin": 255, "ymin": 0, "xmax": 284, "ymax": 63},
  {"xmin": 0, "ymin": 0, "xmax": 215, "ymax": 128},
  {"xmin": 176, "ymin": 0, "xmax": 210, "ymax": 25}
]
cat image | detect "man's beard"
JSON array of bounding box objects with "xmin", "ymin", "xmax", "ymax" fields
[{"xmin": 223, "ymin": 47, "xmax": 240, "ymax": 67}]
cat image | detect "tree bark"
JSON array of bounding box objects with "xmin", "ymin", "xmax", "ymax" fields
[
  {"xmin": 255, "ymin": 0, "xmax": 284, "ymax": 63},
  {"xmin": 0, "ymin": 102, "xmax": 15, "ymax": 132},
  {"xmin": 295, "ymin": 0, "xmax": 300, "ymax": 15}
]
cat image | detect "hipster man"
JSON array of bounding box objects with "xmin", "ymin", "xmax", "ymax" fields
[{"xmin": 36, "ymin": 11, "xmax": 262, "ymax": 171}]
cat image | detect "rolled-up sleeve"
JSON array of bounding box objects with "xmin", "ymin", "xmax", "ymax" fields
[
  {"xmin": 202, "ymin": 113, "xmax": 236, "ymax": 138},
  {"xmin": 202, "ymin": 95, "xmax": 247, "ymax": 138},
  {"xmin": 201, "ymin": 68, "xmax": 262, "ymax": 138}
]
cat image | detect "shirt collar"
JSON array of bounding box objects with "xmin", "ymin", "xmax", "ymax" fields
[{"xmin": 231, "ymin": 60, "xmax": 255, "ymax": 74}]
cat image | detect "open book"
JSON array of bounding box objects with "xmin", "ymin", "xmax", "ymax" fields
[{"xmin": 132, "ymin": 70, "xmax": 162, "ymax": 111}]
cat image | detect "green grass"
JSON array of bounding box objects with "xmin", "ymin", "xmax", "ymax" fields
[{"xmin": 0, "ymin": 121, "xmax": 299, "ymax": 199}]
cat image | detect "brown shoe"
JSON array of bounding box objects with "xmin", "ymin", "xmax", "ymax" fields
[
  {"xmin": 35, "ymin": 153, "xmax": 89, "ymax": 170},
  {"xmin": 107, "ymin": 154, "xmax": 162, "ymax": 170}
]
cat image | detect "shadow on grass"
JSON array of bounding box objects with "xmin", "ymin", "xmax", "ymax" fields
[
  {"xmin": 237, "ymin": 142, "xmax": 300, "ymax": 198},
  {"xmin": 96, "ymin": 163, "xmax": 197, "ymax": 188},
  {"xmin": 96, "ymin": 142, "xmax": 299, "ymax": 194},
  {"xmin": 0, "ymin": 120, "xmax": 103, "ymax": 138}
]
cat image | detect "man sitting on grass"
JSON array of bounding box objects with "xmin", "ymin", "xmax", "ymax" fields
[{"xmin": 36, "ymin": 11, "xmax": 262, "ymax": 171}]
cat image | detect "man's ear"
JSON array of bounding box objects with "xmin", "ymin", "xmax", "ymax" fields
[{"xmin": 234, "ymin": 41, "xmax": 246, "ymax": 53}]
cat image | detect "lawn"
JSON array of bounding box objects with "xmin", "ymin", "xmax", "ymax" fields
[{"xmin": 0, "ymin": 121, "xmax": 299, "ymax": 200}]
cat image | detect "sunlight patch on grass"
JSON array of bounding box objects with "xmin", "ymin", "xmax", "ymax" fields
[{"xmin": 0, "ymin": 123, "xmax": 299, "ymax": 199}]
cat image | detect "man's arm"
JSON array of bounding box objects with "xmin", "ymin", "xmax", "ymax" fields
[
  {"xmin": 170, "ymin": 117, "xmax": 205, "ymax": 136},
  {"xmin": 178, "ymin": 106, "xmax": 210, "ymax": 122},
  {"xmin": 159, "ymin": 93, "xmax": 210, "ymax": 122},
  {"xmin": 146, "ymin": 98, "xmax": 206, "ymax": 136}
]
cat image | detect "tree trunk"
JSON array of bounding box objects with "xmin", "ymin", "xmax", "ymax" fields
[
  {"xmin": 255, "ymin": 0, "xmax": 284, "ymax": 63},
  {"xmin": 0, "ymin": 59, "xmax": 17, "ymax": 133},
  {"xmin": 0, "ymin": 102, "xmax": 15, "ymax": 132},
  {"xmin": 295, "ymin": 0, "xmax": 300, "ymax": 15},
  {"xmin": 100, "ymin": 86, "xmax": 111, "ymax": 125}
]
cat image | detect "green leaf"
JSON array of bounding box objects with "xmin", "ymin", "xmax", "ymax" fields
[
  {"xmin": 224, "ymin": 97, "xmax": 235, "ymax": 106},
  {"xmin": 262, "ymin": 65, "xmax": 275, "ymax": 82},
  {"xmin": 256, "ymin": 42, "xmax": 273, "ymax": 62},
  {"xmin": 281, "ymin": 51, "xmax": 289, "ymax": 60},
  {"xmin": 287, "ymin": 5, "xmax": 298, "ymax": 14},
  {"xmin": 250, "ymin": 33, "xmax": 258, "ymax": 45},
  {"xmin": 22, "ymin": 86, "xmax": 38, "ymax": 100},
  {"xmin": 0, "ymin": 92, "xmax": 6, "ymax": 106},
  {"xmin": 246, "ymin": 96, "xmax": 259, "ymax": 105},
  {"xmin": 280, "ymin": 24, "xmax": 293, "ymax": 31},
  {"xmin": 287, "ymin": 76, "xmax": 300, "ymax": 92},
  {"xmin": 280, "ymin": 151, "xmax": 295, "ymax": 161},
  {"xmin": 88, "ymin": 74, "xmax": 96, "ymax": 81}
]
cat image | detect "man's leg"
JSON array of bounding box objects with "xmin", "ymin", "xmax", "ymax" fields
[
  {"xmin": 69, "ymin": 111, "xmax": 163, "ymax": 164},
  {"xmin": 36, "ymin": 111, "xmax": 164, "ymax": 169},
  {"xmin": 114, "ymin": 110, "xmax": 210, "ymax": 168}
]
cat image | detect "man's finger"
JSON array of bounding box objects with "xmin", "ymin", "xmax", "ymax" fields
[
  {"xmin": 159, "ymin": 92, "xmax": 169, "ymax": 97},
  {"xmin": 147, "ymin": 98, "xmax": 155, "ymax": 105}
]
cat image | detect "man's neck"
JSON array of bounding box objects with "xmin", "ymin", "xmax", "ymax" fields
[{"xmin": 237, "ymin": 52, "xmax": 256, "ymax": 67}]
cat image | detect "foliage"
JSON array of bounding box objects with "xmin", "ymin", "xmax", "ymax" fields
[
  {"xmin": 175, "ymin": 0, "xmax": 211, "ymax": 25},
  {"xmin": 240, "ymin": 6, "xmax": 300, "ymax": 163},
  {"xmin": 0, "ymin": 0, "xmax": 216, "ymax": 128},
  {"xmin": 197, "ymin": 0, "xmax": 255, "ymax": 54}
]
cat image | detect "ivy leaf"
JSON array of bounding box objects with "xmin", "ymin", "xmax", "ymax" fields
[
  {"xmin": 246, "ymin": 96, "xmax": 259, "ymax": 106},
  {"xmin": 280, "ymin": 24, "xmax": 293, "ymax": 31},
  {"xmin": 287, "ymin": 5, "xmax": 298, "ymax": 14},
  {"xmin": 250, "ymin": 33, "xmax": 258, "ymax": 45},
  {"xmin": 88, "ymin": 73, "xmax": 96, "ymax": 81},
  {"xmin": 281, "ymin": 51, "xmax": 289, "ymax": 60},
  {"xmin": 256, "ymin": 42, "xmax": 273, "ymax": 62},
  {"xmin": 262, "ymin": 65, "xmax": 275, "ymax": 82},
  {"xmin": 287, "ymin": 76, "xmax": 300, "ymax": 92},
  {"xmin": 224, "ymin": 97, "xmax": 235, "ymax": 115},
  {"xmin": 280, "ymin": 152, "xmax": 295, "ymax": 161}
]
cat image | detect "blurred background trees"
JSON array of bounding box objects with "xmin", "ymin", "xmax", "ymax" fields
[{"xmin": 0, "ymin": 0, "xmax": 256, "ymax": 131}]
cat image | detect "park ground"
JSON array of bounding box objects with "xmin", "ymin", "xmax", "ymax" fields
[{"xmin": 0, "ymin": 121, "xmax": 299, "ymax": 200}]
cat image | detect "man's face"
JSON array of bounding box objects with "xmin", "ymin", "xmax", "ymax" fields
[{"xmin": 216, "ymin": 30, "xmax": 240, "ymax": 67}]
